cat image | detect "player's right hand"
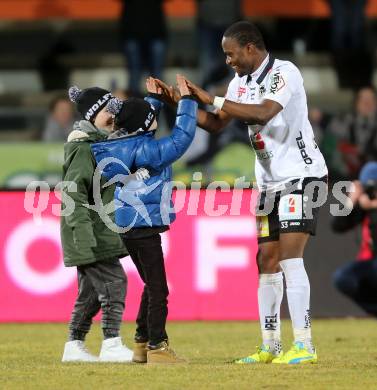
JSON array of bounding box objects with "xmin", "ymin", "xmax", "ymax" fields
[
  {"xmin": 184, "ymin": 78, "xmax": 214, "ymax": 105},
  {"xmin": 154, "ymin": 78, "xmax": 181, "ymax": 106}
]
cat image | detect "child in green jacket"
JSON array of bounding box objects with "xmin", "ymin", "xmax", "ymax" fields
[{"xmin": 61, "ymin": 86, "xmax": 143, "ymax": 363}]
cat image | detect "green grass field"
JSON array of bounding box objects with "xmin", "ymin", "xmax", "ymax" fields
[{"xmin": 1, "ymin": 319, "xmax": 377, "ymax": 390}]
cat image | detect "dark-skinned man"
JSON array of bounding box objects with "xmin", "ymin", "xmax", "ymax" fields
[{"xmin": 156, "ymin": 21, "xmax": 328, "ymax": 364}]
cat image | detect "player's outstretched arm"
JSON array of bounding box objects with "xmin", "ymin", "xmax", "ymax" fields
[
  {"xmin": 221, "ymin": 99, "xmax": 282, "ymax": 126},
  {"xmin": 155, "ymin": 77, "xmax": 231, "ymax": 134},
  {"xmin": 185, "ymin": 78, "xmax": 282, "ymax": 127}
]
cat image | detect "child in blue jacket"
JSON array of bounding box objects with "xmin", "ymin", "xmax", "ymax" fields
[{"xmin": 91, "ymin": 75, "xmax": 197, "ymax": 363}]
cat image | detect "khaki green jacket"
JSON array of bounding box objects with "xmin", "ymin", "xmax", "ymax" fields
[{"xmin": 60, "ymin": 121, "xmax": 127, "ymax": 267}]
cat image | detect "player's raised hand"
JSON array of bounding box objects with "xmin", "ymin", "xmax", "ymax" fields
[
  {"xmin": 154, "ymin": 78, "xmax": 181, "ymax": 106},
  {"xmin": 145, "ymin": 77, "xmax": 162, "ymax": 95},
  {"xmin": 184, "ymin": 78, "xmax": 214, "ymax": 105},
  {"xmin": 176, "ymin": 74, "xmax": 191, "ymax": 97}
]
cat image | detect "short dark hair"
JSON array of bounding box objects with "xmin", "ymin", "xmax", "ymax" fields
[{"xmin": 224, "ymin": 21, "xmax": 265, "ymax": 50}]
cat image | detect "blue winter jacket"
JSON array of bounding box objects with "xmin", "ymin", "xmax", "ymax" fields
[{"xmin": 91, "ymin": 96, "xmax": 198, "ymax": 229}]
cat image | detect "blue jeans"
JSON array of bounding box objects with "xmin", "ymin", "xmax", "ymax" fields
[{"xmin": 197, "ymin": 23, "xmax": 231, "ymax": 87}]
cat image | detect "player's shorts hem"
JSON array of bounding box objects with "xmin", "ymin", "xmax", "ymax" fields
[
  {"xmin": 257, "ymin": 235, "xmax": 280, "ymax": 244},
  {"xmin": 279, "ymin": 229, "xmax": 316, "ymax": 236}
]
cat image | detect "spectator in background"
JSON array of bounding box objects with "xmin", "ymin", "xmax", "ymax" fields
[
  {"xmin": 196, "ymin": 0, "xmax": 242, "ymax": 88},
  {"xmin": 111, "ymin": 89, "xmax": 128, "ymax": 101},
  {"xmin": 332, "ymin": 162, "xmax": 377, "ymax": 317},
  {"xmin": 42, "ymin": 96, "xmax": 74, "ymax": 142},
  {"xmin": 119, "ymin": 0, "xmax": 168, "ymax": 96},
  {"xmin": 328, "ymin": 0, "xmax": 372, "ymax": 89},
  {"xmin": 309, "ymin": 108, "xmax": 327, "ymax": 147},
  {"xmin": 327, "ymin": 87, "xmax": 377, "ymax": 179},
  {"xmin": 186, "ymin": 1, "xmax": 243, "ymax": 166},
  {"xmin": 308, "ymin": 107, "xmax": 342, "ymax": 180}
]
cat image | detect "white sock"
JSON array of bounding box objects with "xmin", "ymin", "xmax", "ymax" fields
[
  {"xmin": 258, "ymin": 272, "xmax": 283, "ymax": 354},
  {"xmin": 280, "ymin": 258, "xmax": 314, "ymax": 352}
]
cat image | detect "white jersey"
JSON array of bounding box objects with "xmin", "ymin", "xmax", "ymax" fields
[{"xmin": 225, "ymin": 55, "xmax": 328, "ymax": 192}]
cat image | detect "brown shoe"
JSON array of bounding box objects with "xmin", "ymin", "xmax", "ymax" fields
[
  {"xmin": 132, "ymin": 342, "xmax": 148, "ymax": 363},
  {"xmin": 147, "ymin": 341, "xmax": 187, "ymax": 364}
]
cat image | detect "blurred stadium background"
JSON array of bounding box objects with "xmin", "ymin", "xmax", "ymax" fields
[{"xmin": 1, "ymin": 1, "xmax": 377, "ymax": 388}]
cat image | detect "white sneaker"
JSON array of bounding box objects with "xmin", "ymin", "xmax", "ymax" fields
[
  {"xmin": 99, "ymin": 337, "xmax": 133, "ymax": 362},
  {"xmin": 62, "ymin": 340, "xmax": 98, "ymax": 362}
]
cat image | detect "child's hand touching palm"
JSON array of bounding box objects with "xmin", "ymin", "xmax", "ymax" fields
[{"xmin": 176, "ymin": 74, "xmax": 191, "ymax": 97}]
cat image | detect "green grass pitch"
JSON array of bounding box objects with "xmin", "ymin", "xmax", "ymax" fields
[{"xmin": 1, "ymin": 319, "xmax": 377, "ymax": 389}]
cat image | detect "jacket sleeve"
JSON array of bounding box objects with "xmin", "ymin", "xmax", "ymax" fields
[
  {"xmin": 137, "ymin": 97, "xmax": 198, "ymax": 171},
  {"xmin": 63, "ymin": 143, "xmax": 97, "ymax": 248},
  {"xmin": 331, "ymin": 204, "xmax": 366, "ymax": 233},
  {"xmin": 145, "ymin": 95, "xmax": 164, "ymax": 115}
]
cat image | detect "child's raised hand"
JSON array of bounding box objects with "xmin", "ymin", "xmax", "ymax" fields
[
  {"xmin": 176, "ymin": 74, "xmax": 190, "ymax": 97},
  {"xmin": 145, "ymin": 77, "xmax": 161, "ymax": 95}
]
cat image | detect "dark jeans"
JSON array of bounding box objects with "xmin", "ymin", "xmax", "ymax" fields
[
  {"xmin": 333, "ymin": 259, "xmax": 377, "ymax": 317},
  {"xmin": 329, "ymin": 0, "xmax": 371, "ymax": 88},
  {"xmin": 122, "ymin": 233, "xmax": 169, "ymax": 346},
  {"xmin": 69, "ymin": 258, "xmax": 127, "ymax": 339},
  {"xmin": 198, "ymin": 23, "xmax": 229, "ymax": 87},
  {"xmin": 329, "ymin": 0, "xmax": 366, "ymax": 50},
  {"xmin": 124, "ymin": 38, "xmax": 166, "ymax": 95}
]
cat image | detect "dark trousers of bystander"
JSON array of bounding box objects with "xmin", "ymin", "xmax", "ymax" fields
[{"xmin": 333, "ymin": 258, "xmax": 377, "ymax": 317}]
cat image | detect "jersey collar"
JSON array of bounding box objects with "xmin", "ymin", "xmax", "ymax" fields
[{"xmin": 246, "ymin": 53, "xmax": 275, "ymax": 85}]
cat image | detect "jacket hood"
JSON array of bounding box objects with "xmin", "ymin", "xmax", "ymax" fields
[{"xmin": 67, "ymin": 120, "xmax": 108, "ymax": 143}]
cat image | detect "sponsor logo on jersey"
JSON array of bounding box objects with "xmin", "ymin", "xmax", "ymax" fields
[
  {"xmin": 296, "ymin": 131, "xmax": 313, "ymax": 165},
  {"xmin": 269, "ymin": 71, "xmax": 285, "ymax": 94},
  {"xmin": 237, "ymin": 86, "xmax": 246, "ymax": 98},
  {"xmin": 249, "ymin": 132, "xmax": 273, "ymax": 160},
  {"xmin": 250, "ymin": 132, "xmax": 265, "ymax": 150}
]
